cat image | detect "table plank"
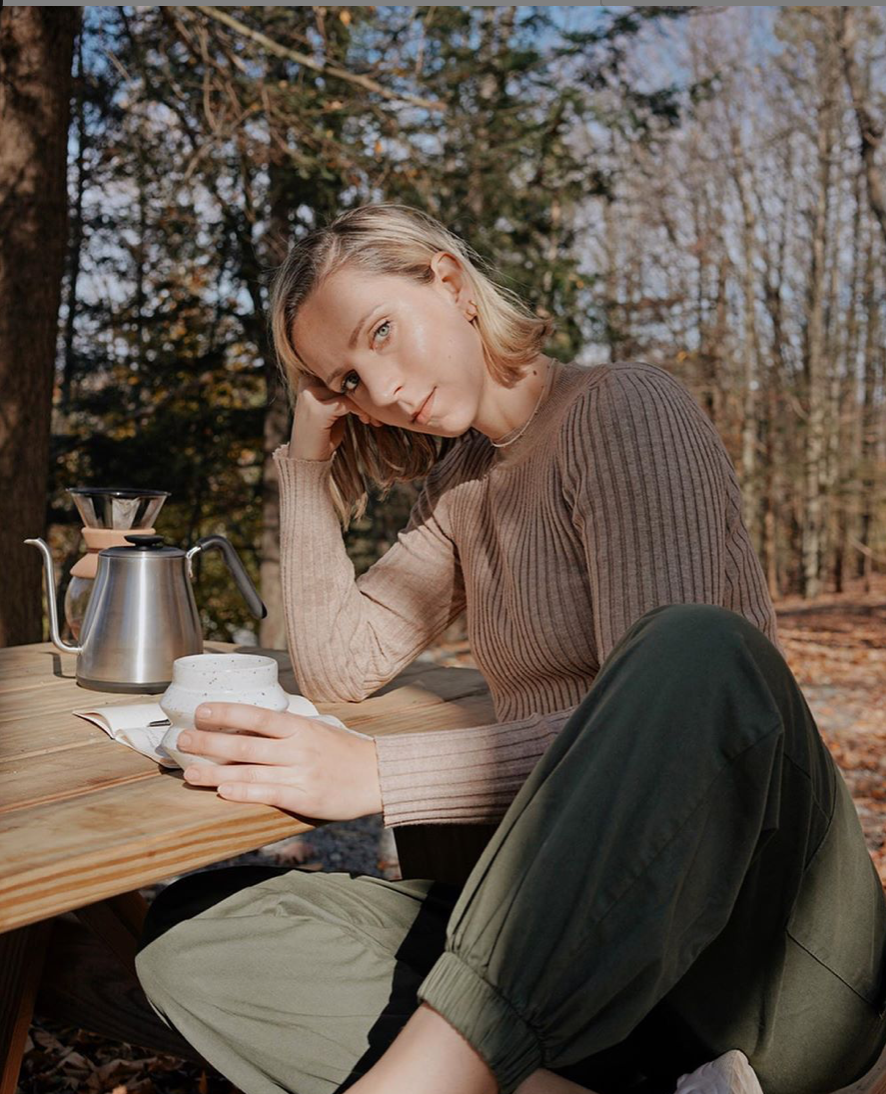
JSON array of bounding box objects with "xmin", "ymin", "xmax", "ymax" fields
[
  {"xmin": 0, "ymin": 745, "xmax": 157, "ymax": 814},
  {"xmin": 0, "ymin": 643, "xmax": 78, "ymax": 687},
  {"xmin": 1, "ymin": 716, "xmax": 104, "ymax": 761},
  {"xmin": 0, "ymin": 774, "xmax": 317, "ymax": 931}
]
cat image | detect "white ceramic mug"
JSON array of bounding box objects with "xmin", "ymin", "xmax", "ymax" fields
[{"xmin": 159, "ymin": 653, "xmax": 289, "ymax": 770}]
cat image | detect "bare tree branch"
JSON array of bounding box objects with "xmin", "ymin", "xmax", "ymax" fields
[{"xmin": 195, "ymin": 6, "xmax": 446, "ymax": 113}]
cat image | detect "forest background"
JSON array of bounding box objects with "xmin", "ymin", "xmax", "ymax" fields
[{"xmin": 2, "ymin": 4, "xmax": 885, "ymax": 653}]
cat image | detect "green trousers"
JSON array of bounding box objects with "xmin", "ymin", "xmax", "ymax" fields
[{"xmin": 135, "ymin": 605, "xmax": 886, "ymax": 1094}]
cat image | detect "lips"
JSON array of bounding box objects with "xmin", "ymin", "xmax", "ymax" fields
[{"xmin": 412, "ymin": 389, "xmax": 435, "ymax": 425}]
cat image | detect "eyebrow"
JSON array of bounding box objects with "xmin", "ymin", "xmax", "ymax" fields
[{"xmin": 322, "ymin": 305, "xmax": 386, "ymax": 390}]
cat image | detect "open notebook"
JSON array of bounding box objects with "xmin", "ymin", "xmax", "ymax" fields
[{"xmin": 72, "ymin": 692, "xmax": 370, "ymax": 769}]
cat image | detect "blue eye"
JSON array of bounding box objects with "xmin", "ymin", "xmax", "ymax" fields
[{"xmin": 340, "ymin": 321, "xmax": 392, "ymax": 394}]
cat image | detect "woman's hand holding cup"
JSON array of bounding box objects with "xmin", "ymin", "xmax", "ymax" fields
[
  {"xmin": 179, "ymin": 702, "xmax": 383, "ymax": 823},
  {"xmin": 289, "ymin": 373, "xmax": 383, "ymax": 462}
]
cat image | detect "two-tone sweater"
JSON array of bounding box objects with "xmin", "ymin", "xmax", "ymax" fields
[{"xmin": 273, "ymin": 358, "xmax": 781, "ymax": 828}]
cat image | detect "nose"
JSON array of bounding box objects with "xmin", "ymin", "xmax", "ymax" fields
[{"xmin": 362, "ymin": 364, "xmax": 404, "ymax": 409}]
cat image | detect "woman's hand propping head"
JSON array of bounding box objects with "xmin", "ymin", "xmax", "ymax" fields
[{"xmin": 290, "ymin": 372, "xmax": 384, "ymax": 462}]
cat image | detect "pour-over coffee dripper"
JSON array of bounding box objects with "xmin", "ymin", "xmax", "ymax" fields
[{"xmin": 64, "ymin": 487, "xmax": 170, "ymax": 640}]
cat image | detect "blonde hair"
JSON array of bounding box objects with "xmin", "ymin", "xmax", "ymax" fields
[{"xmin": 269, "ymin": 202, "xmax": 553, "ymax": 528}]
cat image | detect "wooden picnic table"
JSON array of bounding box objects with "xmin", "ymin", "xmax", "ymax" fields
[{"xmin": 0, "ymin": 640, "xmax": 499, "ymax": 1093}]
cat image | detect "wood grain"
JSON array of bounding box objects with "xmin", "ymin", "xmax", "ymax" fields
[{"xmin": 0, "ymin": 745, "xmax": 157, "ymax": 814}]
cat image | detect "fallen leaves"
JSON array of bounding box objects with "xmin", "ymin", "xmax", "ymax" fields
[
  {"xmin": 776, "ymin": 577, "xmax": 886, "ymax": 891},
  {"xmin": 19, "ymin": 1025, "xmax": 243, "ymax": 1094}
]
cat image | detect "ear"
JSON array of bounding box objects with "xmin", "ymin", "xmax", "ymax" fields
[{"xmin": 429, "ymin": 251, "xmax": 469, "ymax": 308}]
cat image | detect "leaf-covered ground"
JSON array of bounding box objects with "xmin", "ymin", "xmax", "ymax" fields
[
  {"xmin": 770, "ymin": 579, "xmax": 886, "ymax": 890},
  {"xmin": 17, "ymin": 577, "xmax": 886, "ymax": 1093}
]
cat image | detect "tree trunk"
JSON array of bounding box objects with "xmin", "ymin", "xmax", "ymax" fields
[
  {"xmin": 602, "ymin": 193, "xmax": 622, "ymax": 360},
  {"xmin": 759, "ymin": 143, "xmax": 792, "ymax": 596},
  {"xmin": 708, "ymin": 252, "xmax": 729, "ymax": 428},
  {"xmin": 831, "ymin": 163, "xmax": 864, "ymax": 594},
  {"xmin": 0, "ymin": 8, "xmax": 78, "ymax": 646},
  {"xmin": 690, "ymin": 142, "xmax": 715, "ymax": 421},
  {"xmin": 839, "ymin": 7, "xmax": 886, "ymax": 250},
  {"xmin": 233, "ymin": 138, "xmax": 291, "ymax": 652},
  {"xmin": 819, "ymin": 146, "xmax": 845, "ymax": 593},
  {"xmin": 61, "ymin": 25, "xmax": 85, "ymax": 412},
  {"xmin": 730, "ymin": 120, "xmax": 761, "ymax": 548},
  {"xmin": 857, "ymin": 224, "xmax": 880, "ymax": 590},
  {"xmin": 466, "ymin": 7, "xmax": 501, "ymax": 222},
  {"xmin": 258, "ymin": 151, "xmax": 292, "ymax": 652},
  {"xmin": 801, "ymin": 41, "xmax": 837, "ymax": 600},
  {"xmin": 762, "ymin": 378, "xmax": 779, "ymax": 598}
]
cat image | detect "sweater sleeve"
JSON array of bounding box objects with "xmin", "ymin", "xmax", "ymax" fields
[
  {"xmin": 560, "ymin": 362, "xmax": 781, "ymax": 666},
  {"xmin": 274, "ymin": 442, "xmax": 466, "ymax": 703},
  {"xmin": 373, "ymin": 706, "xmax": 576, "ymax": 828}
]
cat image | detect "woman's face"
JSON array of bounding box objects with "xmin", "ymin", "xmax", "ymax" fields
[{"xmin": 289, "ymin": 253, "xmax": 485, "ymax": 437}]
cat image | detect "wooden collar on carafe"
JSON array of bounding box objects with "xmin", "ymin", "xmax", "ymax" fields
[{"xmin": 70, "ymin": 527, "xmax": 158, "ymax": 579}]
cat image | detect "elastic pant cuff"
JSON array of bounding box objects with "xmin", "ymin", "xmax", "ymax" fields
[{"xmin": 417, "ymin": 951, "xmax": 544, "ymax": 1094}]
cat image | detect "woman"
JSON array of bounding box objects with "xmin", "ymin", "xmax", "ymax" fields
[{"xmin": 135, "ymin": 204, "xmax": 886, "ymax": 1094}]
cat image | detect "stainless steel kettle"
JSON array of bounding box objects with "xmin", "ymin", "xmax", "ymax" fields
[{"xmin": 25, "ymin": 533, "xmax": 267, "ymax": 692}]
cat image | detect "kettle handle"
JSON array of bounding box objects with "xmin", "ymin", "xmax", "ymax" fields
[{"xmin": 188, "ymin": 535, "xmax": 268, "ymax": 619}]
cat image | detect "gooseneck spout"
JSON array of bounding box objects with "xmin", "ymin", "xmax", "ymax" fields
[{"xmin": 24, "ymin": 538, "xmax": 83, "ymax": 655}]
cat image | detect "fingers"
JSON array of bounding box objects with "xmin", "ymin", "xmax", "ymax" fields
[
  {"xmin": 184, "ymin": 763, "xmax": 309, "ymax": 809},
  {"xmin": 184, "ymin": 762, "xmax": 305, "ymax": 789},
  {"xmin": 216, "ymin": 783, "xmax": 302, "ymax": 806},
  {"xmin": 308, "ymin": 386, "xmax": 383, "ymax": 426},
  {"xmin": 296, "ymin": 375, "xmax": 383, "ymax": 427},
  {"xmin": 297, "ymin": 372, "xmax": 336, "ymax": 398},
  {"xmin": 296, "ymin": 373, "xmax": 350, "ymax": 414},
  {"xmin": 341, "ymin": 396, "xmax": 383, "ymax": 428},
  {"xmin": 193, "ymin": 702, "xmax": 300, "ymax": 738},
  {"xmin": 179, "ymin": 727, "xmax": 282, "ymax": 764}
]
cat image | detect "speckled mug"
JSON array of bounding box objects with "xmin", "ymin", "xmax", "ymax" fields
[{"xmin": 159, "ymin": 653, "xmax": 289, "ymax": 770}]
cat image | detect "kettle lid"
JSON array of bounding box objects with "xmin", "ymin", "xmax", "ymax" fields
[{"xmin": 101, "ymin": 534, "xmax": 184, "ymax": 558}]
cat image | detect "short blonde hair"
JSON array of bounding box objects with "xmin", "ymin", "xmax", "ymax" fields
[{"xmin": 269, "ymin": 202, "xmax": 553, "ymax": 527}]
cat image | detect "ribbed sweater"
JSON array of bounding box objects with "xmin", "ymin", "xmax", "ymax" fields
[{"xmin": 273, "ymin": 359, "xmax": 781, "ymax": 829}]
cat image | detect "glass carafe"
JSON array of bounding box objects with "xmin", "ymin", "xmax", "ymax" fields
[{"xmin": 64, "ymin": 487, "xmax": 170, "ymax": 640}]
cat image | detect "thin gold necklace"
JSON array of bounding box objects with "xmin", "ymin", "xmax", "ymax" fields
[{"xmin": 490, "ymin": 357, "xmax": 552, "ymax": 448}]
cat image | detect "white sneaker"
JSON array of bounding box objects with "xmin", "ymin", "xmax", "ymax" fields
[{"xmin": 674, "ymin": 1050, "xmax": 764, "ymax": 1094}]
